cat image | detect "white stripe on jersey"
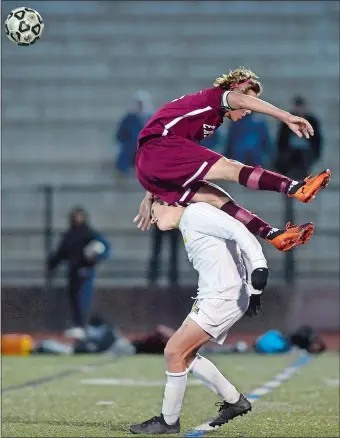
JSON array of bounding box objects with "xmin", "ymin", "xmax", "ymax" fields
[
  {"xmin": 179, "ymin": 188, "xmax": 192, "ymax": 203},
  {"xmin": 182, "ymin": 161, "xmax": 209, "ymax": 188},
  {"xmin": 162, "ymin": 106, "xmax": 212, "ymax": 136}
]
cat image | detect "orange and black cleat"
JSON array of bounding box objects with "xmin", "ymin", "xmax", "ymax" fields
[
  {"xmin": 265, "ymin": 222, "xmax": 315, "ymax": 252},
  {"xmin": 288, "ymin": 169, "xmax": 331, "ymax": 203}
]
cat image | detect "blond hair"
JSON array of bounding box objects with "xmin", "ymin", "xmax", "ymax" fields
[{"xmin": 213, "ymin": 67, "xmax": 262, "ymax": 94}]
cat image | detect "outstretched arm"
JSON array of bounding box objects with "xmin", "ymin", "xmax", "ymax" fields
[{"xmin": 226, "ymin": 92, "xmax": 314, "ymax": 139}]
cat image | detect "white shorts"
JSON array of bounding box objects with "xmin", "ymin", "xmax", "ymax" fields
[{"xmin": 188, "ymin": 284, "xmax": 250, "ymax": 345}]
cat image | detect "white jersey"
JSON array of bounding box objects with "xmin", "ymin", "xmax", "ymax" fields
[{"xmin": 179, "ymin": 203, "xmax": 267, "ymax": 299}]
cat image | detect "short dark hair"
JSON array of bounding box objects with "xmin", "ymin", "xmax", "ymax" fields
[
  {"xmin": 153, "ymin": 197, "xmax": 165, "ymax": 205},
  {"xmin": 293, "ymin": 95, "xmax": 306, "ymax": 106}
]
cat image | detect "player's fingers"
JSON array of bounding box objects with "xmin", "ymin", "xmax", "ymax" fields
[
  {"xmin": 142, "ymin": 221, "xmax": 150, "ymax": 232},
  {"xmin": 306, "ymin": 122, "xmax": 314, "ymax": 136},
  {"xmin": 133, "ymin": 214, "xmax": 140, "ymax": 223},
  {"xmin": 293, "ymin": 127, "xmax": 302, "ymax": 138},
  {"xmin": 146, "ymin": 221, "xmax": 152, "ymax": 231},
  {"xmin": 137, "ymin": 218, "xmax": 145, "ymax": 229}
]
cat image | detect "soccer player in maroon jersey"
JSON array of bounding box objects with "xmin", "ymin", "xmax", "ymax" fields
[{"xmin": 134, "ymin": 67, "xmax": 330, "ymax": 251}]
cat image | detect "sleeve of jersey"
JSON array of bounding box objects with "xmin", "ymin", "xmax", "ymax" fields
[
  {"xmin": 221, "ymin": 91, "xmax": 233, "ymax": 110},
  {"xmin": 205, "ymin": 88, "xmax": 233, "ymax": 111},
  {"xmin": 191, "ymin": 205, "xmax": 267, "ymax": 271}
]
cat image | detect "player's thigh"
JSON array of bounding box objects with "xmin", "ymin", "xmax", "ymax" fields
[
  {"xmin": 137, "ymin": 136, "xmax": 221, "ymax": 187},
  {"xmin": 164, "ymin": 317, "xmax": 211, "ymax": 361},
  {"xmin": 204, "ymin": 156, "xmax": 245, "ymax": 182},
  {"xmin": 191, "ymin": 180, "xmax": 234, "ymax": 207},
  {"xmin": 190, "ymin": 291, "xmax": 250, "ymax": 346}
]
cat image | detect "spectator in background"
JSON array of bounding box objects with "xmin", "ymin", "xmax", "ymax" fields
[
  {"xmin": 47, "ymin": 207, "xmax": 110, "ymax": 339},
  {"xmin": 224, "ymin": 112, "xmax": 272, "ymax": 166},
  {"xmin": 148, "ymin": 227, "xmax": 180, "ymax": 286},
  {"xmin": 275, "ymin": 96, "xmax": 322, "ymax": 180},
  {"xmin": 114, "ymin": 90, "xmax": 153, "ymax": 178}
]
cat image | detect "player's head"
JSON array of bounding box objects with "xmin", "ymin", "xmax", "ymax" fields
[
  {"xmin": 292, "ymin": 95, "xmax": 307, "ymax": 116},
  {"xmin": 213, "ymin": 67, "xmax": 262, "ymax": 122},
  {"xmin": 69, "ymin": 206, "xmax": 88, "ymax": 228},
  {"xmin": 151, "ymin": 198, "xmax": 183, "ymax": 231}
]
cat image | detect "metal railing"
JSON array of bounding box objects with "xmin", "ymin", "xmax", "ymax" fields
[{"xmin": 2, "ymin": 183, "xmax": 339, "ymax": 286}]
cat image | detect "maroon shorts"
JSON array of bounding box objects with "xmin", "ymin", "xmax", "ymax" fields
[{"xmin": 136, "ymin": 135, "xmax": 222, "ymax": 205}]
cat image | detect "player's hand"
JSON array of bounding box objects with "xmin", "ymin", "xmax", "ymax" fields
[
  {"xmin": 285, "ymin": 114, "xmax": 314, "ymax": 139},
  {"xmin": 245, "ymin": 294, "xmax": 262, "ymax": 317},
  {"xmin": 251, "ymin": 267, "xmax": 268, "ymax": 291},
  {"xmin": 133, "ymin": 197, "xmax": 153, "ymax": 231}
]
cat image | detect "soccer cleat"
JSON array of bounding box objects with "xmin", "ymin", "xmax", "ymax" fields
[
  {"xmin": 288, "ymin": 169, "xmax": 331, "ymax": 203},
  {"xmin": 130, "ymin": 414, "xmax": 180, "ymax": 435},
  {"xmin": 265, "ymin": 222, "xmax": 314, "ymax": 252},
  {"xmin": 209, "ymin": 394, "xmax": 252, "ymax": 428}
]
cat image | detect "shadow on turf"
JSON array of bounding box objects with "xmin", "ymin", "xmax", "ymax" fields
[{"xmin": 3, "ymin": 416, "xmax": 128, "ymax": 431}]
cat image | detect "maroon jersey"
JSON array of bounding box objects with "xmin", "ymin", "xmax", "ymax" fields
[{"xmin": 138, "ymin": 87, "xmax": 232, "ymax": 147}]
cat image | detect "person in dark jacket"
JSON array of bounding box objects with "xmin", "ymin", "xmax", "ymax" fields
[
  {"xmin": 47, "ymin": 207, "xmax": 110, "ymax": 339},
  {"xmin": 115, "ymin": 90, "xmax": 153, "ymax": 178},
  {"xmin": 275, "ymin": 96, "xmax": 322, "ymax": 180}
]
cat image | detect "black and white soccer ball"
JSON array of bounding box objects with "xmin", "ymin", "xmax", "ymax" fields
[{"xmin": 5, "ymin": 7, "xmax": 44, "ymax": 46}]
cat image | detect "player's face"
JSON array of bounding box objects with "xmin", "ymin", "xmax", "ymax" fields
[
  {"xmin": 226, "ymin": 109, "xmax": 251, "ymax": 122},
  {"xmin": 225, "ymin": 89, "xmax": 258, "ymax": 122},
  {"xmin": 151, "ymin": 202, "xmax": 176, "ymax": 231}
]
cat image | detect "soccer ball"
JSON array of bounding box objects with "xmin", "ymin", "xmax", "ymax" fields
[{"xmin": 5, "ymin": 7, "xmax": 44, "ymax": 46}]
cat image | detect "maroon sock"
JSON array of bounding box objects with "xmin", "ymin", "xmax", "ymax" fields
[
  {"xmin": 239, "ymin": 165, "xmax": 293, "ymax": 193},
  {"xmin": 221, "ymin": 201, "xmax": 273, "ymax": 239}
]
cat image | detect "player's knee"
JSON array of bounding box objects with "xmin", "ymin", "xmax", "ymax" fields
[
  {"xmin": 164, "ymin": 341, "xmax": 182, "ymax": 365},
  {"xmin": 205, "ymin": 157, "xmax": 243, "ymax": 182}
]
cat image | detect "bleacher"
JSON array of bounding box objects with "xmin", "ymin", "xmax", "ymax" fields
[{"xmin": 2, "ymin": 1, "xmax": 339, "ymax": 285}]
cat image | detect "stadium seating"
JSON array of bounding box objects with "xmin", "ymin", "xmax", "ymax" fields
[{"xmin": 2, "ymin": 1, "xmax": 339, "ymax": 284}]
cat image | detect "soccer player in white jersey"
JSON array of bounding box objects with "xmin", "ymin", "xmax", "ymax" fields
[{"xmin": 130, "ymin": 198, "xmax": 269, "ymax": 435}]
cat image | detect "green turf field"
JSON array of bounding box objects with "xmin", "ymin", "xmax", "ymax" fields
[{"xmin": 2, "ymin": 353, "xmax": 339, "ymax": 437}]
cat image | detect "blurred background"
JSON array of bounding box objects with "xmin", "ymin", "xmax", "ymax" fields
[{"xmin": 1, "ymin": 1, "xmax": 339, "ymax": 345}]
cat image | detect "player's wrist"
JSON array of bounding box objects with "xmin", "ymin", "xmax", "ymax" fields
[
  {"xmin": 145, "ymin": 192, "xmax": 154, "ymax": 202},
  {"xmin": 251, "ymin": 259, "xmax": 267, "ymax": 271},
  {"xmin": 280, "ymin": 111, "xmax": 292, "ymax": 123}
]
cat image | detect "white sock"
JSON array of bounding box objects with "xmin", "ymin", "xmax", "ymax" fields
[
  {"xmin": 161, "ymin": 370, "xmax": 187, "ymax": 425},
  {"xmin": 189, "ymin": 355, "xmax": 240, "ymax": 404}
]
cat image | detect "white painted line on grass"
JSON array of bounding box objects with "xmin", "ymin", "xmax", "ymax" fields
[
  {"xmin": 81, "ymin": 378, "xmax": 203, "ymax": 387},
  {"xmin": 324, "ymin": 378, "xmax": 340, "ymax": 387},
  {"xmin": 96, "ymin": 401, "xmax": 114, "ymax": 405},
  {"xmin": 183, "ymin": 354, "xmax": 312, "ymax": 438}
]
